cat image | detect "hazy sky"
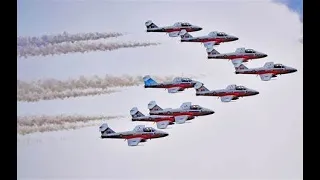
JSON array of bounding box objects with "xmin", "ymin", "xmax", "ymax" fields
[{"xmin": 17, "ymin": 0, "xmax": 303, "ymax": 179}]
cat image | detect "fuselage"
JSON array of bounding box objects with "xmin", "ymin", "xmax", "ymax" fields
[
  {"xmin": 101, "ymin": 131, "xmax": 168, "ymax": 140},
  {"xmin": 132, "ymin": 115, "xmax": 175, "ymax": 124},
  {"xmin": 196, "ymin": 90, "xmax": 259, "ymax": 97},
  {"xmin": 147, "ymin": 26, "xmax": 202, "ymax": 33},
  {"xmin": 208, "ymin": 53, "xmax": 266, "ymax": 60},
  {"xmin": 236, "ymin": 68, "xmax": 297, "ymax": 75},
  {"xmin": 181, "ymin": 36, "xmax": 237, "ymax": 43},
  {"xmin": 149, "ymin": 109, "xmax": 213, "ymax": 117},
  {"xmin": 144, "ymin": 82, "xmax": 196, "ymax": 89}
]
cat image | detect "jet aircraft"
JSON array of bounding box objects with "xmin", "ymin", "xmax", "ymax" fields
[
  {"xmin": 147, "ymin": 101, "xmax": 215, "ymax": 119},
  {"xmin": 194, "ymin": 83, "xmax": 259, "ymax": 102},
  {"xmin": 180, "ymin": 29, "xmax": 239, "ymax": 51},
  {"xmin": 130, "ymin": 107, "xmax": 193, "ymax": 129},
  {"xmin": 99, "ymin": 123, "xmax": 169, "ymax": 146},
  {"xmin": 207, "ymin": 48, "xmax": 268, "ymax": 68},
  {"xmin": 234, "ymin": 62, "xmax": 297, "ymax": 81},
  {"xmin": 145, "ymin": 20, "xmax": 202, "ymax": 37},
  {"xmin": 143, "ymin": 75, "xmax": 202, "ymax": 93}
]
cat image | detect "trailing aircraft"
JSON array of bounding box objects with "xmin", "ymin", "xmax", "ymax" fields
[{"xmin": 99, "ymin": 123, "xmax": 169, "ymax": 146}]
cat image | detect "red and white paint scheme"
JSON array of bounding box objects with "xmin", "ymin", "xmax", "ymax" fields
[
  {"xmin": 207, "ymin": 47, "xmax": 268, "ymax": 68},
  {"xmin": 99, "ymin": 123, "xmax": 169, "ymax": 146},
  {"xmin": 145, "ymin": 20, "xmax": 202, "ymax": 37},
  {"xmin": 180, "ymin": 29, "xmax": 239, "ymax": 52},
  {"xmin": 143, "ymin": 75, "xmax": 202, "ymax": 94},
  {"xmin": 147, "ymin": 101, "xmax": 214, "ymax": 120},
  {"xmin": 194, "ymin": 83, "xmax": 259, "ymax": 103},
  {"xmin": 130, "ymin": 107, "xmax": 193, "ymax": 129},
  {"xmin": 235, "ymin": 62, "xmax": 297, "ymax": 81}
]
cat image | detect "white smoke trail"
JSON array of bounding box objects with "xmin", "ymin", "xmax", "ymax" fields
[
  {"xmin": 17, "ymin": 41, "xmax": 160, "ymax": 58},
  {"xmin": 17, "ymin": 75, "xmax": 176, "ymax": 94},
  {"xmin": 17, "ymin": 114, "xmax": 122, "ymax": 135},
  {"xmin": 17, "ymin": 89, "xmax": 119, "ymax": 102},
  {"xmin": 17, "ymin": 74, "xmax": 203, "ymax": 102},
  {"xmin": 17, "ymin": 31, "xmax": 123, "ymax": 47}
]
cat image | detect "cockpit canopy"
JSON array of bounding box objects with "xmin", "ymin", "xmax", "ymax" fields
[
  {"xmin": 274, "ymin": 64, "xmax": 284, "ymax": 68},
  {"xmin": 173, "ymin": 77, "xmax": 192, "ymax": 82},
  {"xmin": 235, "ymin": 85, "xmax": 247, "ymax": 90},
  {"xmin": 174, "ymin": 22, "xmax": 192, "ymax": 27},
  {"xmin": 190, "ymin": 105, "xmax": 202, "ymax": 110},
  {"xmin": 244, "ymin": 49, "xmax": 256, "ymax": 53},
  {"xmin": 216, "ymin": 32, "xmax": 227, "ymax": 36},
  {"xmin": 143, "ymin": 127, "xmax": 156, "ymax": 132}
]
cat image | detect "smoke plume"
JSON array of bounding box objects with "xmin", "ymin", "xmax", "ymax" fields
[
  {"xmin": 17, "ymin": 89, "xmax": 119, "ymax": 102},
  {"xmin": 17, "ymin": 41, "xmax": 160, "ymax": 58},
  {"xmin": 17, "ymin": 31, "xmax": 124, "ymax": 47},
  {"xmin": 17, "ymin": 75, "xmax": 175, "ymax": 94},
  {"xmin": 17, "ymin": 114, "xmax": 123, "ymax": 135},
  {"xmin": 17, "ymin": 74, "xmax": 202, "ymax": 102}
]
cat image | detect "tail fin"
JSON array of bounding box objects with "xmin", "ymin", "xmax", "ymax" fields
[
  {"xmin": 207, "ymin": 48, "xmax": 220, "ymax": 56},
  {"xmin": 194, "ymin": 82, "xmax": 209, "ymax": 92},
  {"xmin": 145, "ymin": 20, "xmax": 158, "ymax": 29},
  {"xmin": 130, "ymin": 107, "xmax": 145, "ymax": 118},
  {"xmin": 148, "ymin": 101, "xmax": 163, "ymax": 111},
  {"xmin": 143, "ymin": 75, "xmax": 158, "ymax": 86},
  {"xmin": 235, "ymin": 64, "xmax": 248, "ymax": 71},
  {"xmin": 180, "ymin": 29, "xmax": 193, "ymax": 39},
  {"xmin": 99, "ymin": 123, "xmax": 115, "ymax": 134}
]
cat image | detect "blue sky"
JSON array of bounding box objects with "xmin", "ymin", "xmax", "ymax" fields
[
  {"xmin": 276, "ymin": 0, "xmax": 303, "ymax": 21},
  {"xmin": 17, "ymin": 0, "xmax": 303, "ymax": 179}
]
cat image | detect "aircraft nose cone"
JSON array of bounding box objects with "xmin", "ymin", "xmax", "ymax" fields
[
  {"xmin": 197, "ymin": 27, "xmax": 203, "ymax": 31},
  {"xmin": 162, "ymin": 132, "xmax": 169, "ymax": 137},
  {"xmin": 291, "ymin": 68, "xmax": 297, "ymax": 73},
  {"xmin": 233, "ymin": 37, "xmax": 239, "ymax": 41},
  {"xmin": 208, "ymin": 110, "xmax": 215, "ymax": 115},
  {"xmin": 253, "ymin": 91, "xmax": 259, "ymax": 95},
  {"xmin": 262, "ymin": 54, "xmax": 268, "ymax": 58}
]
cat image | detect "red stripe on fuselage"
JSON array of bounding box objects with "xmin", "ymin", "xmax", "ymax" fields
[
  {"xmin": 216, "ymin": 92, "xmax": 247, "ymax": 97},
  {"xmin": 243, "ymin": 69, "xmax": 291, "ymax": 75},
  {"xmin": 158, "ymin": 83, "xmax": 194, "ymax": 89},
  {"xmin": 165, "ymin": 27, "xmax": 194, "ymax": 33},
  {"xmin": 123, "ymin": 134, "xmax": 161, "ymax": 140},
  {"xmin": 142, "ymin": 116, "xmax": 175, "ymax": 123}
]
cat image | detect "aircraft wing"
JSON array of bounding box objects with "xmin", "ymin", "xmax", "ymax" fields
[
  {"xmin": 203, "ymin": 41, "xmax": 219, "ymax": 52},
  {"xmin": 174, "ymin": 115, "xmax": 189, "ymax": 124},
  {"xmin": 168, "ymin": 87, "xmax": 183, "ymax": 93},
  {"xmin": 168, "ymin": 31, "xmax": 183, "ymax": 37},
  {"xmin": 220, "ymin": 95, "xmax": 235, "ymax": 102},
  {"xmin": 231, "ymin": 58, "xmax": 245, "ymax": 68},
  {"xmin": 156, "ymin": 120, "xmax": 170, "ymax": 129},
  {"xmin": 127, "ymin": 137, "xmax": 143, "ymax": 146},
  {"xmin": 259, "ymin": 73, "xmax": 273, "ymax": 81}
]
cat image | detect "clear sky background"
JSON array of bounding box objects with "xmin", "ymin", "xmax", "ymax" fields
[{"xmin": 17, "ymin": 0, "xmax": 303, "ymax": 179}]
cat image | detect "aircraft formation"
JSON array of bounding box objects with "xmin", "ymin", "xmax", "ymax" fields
[{"xmin": 99, "ymin": 20, "xmax": 298, "ymax": 146}]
